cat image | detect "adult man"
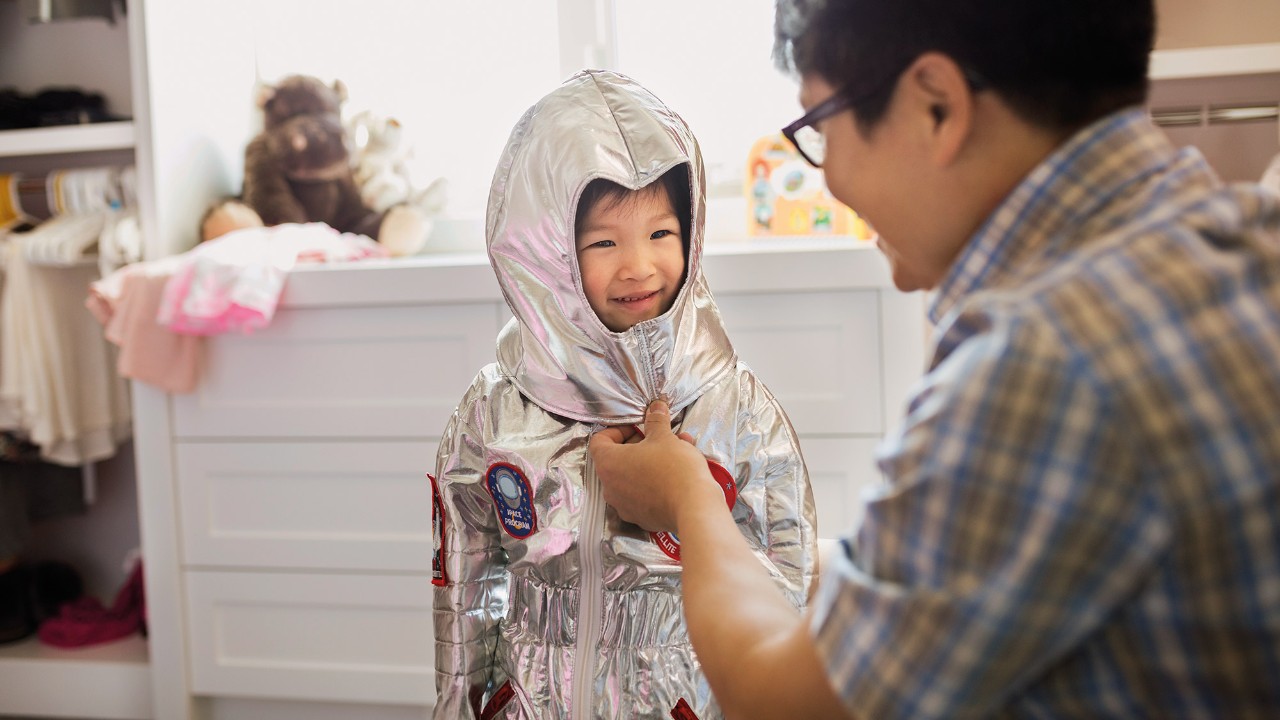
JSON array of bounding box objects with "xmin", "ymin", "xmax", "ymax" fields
[{"xmin": 589, "ymin": 0, "xmax": 1280, "ymax": 718}]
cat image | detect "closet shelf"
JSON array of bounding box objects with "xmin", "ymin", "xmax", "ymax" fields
[
  {"xmin": 0, "ymin": 121, "xmax": 136, "ymax": 159},
  {"xmin": 0, "ymin": 633, "xmax": 152, "ymax": 718}
]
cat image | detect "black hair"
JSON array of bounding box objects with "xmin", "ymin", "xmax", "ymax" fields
[
  {"xmin": 574, "ymin": 165, "xmax": 693, "ymax": 259},
  {"xmin": 773, "ymin": 0, "xmax": 1155, "ymax": 133}
]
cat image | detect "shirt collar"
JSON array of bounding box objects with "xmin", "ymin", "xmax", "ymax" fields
[{"xmin": 929, "ymin": 107, "xmax": 1178, "ymax": 324}]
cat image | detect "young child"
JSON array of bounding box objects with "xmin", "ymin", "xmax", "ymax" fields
[{"xmin": 431, "ymin": 69, "xmax": 817, "ymax": 719}]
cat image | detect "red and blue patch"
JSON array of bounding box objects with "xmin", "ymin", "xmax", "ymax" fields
[
  {"xmin": 651, "ymin": 459, "xmax": 737, "ymax": 561},
  {"xmin": 486, "ymin": 462, "xmax": 538, "ymax": 539}
]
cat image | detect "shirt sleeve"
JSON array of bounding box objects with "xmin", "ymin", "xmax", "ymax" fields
[
  {"xmin": 809, "ymin": 305, "xmax": 1172, "ymax": 720},
  {"xmin": 432, "ymin": 373, "xmax": 509, "ymax": 719}
]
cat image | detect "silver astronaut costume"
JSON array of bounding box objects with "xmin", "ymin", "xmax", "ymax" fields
[{"xmin": 431, "ymin": 70, "xmax": 817, "ymax": 719}]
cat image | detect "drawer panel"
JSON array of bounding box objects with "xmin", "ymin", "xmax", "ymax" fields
[
  {"xmin": 716, "ymin": 290, "xmax": 883, "ymax": 435},
  {"xmin": 186, "ymin": 571, "xmax": 434, "ymax": 706},
  {"xmin": 172, "ymin": 302, "xmax": 500, "ymax": 438},
  {"xmin": 801, "ymin": 436, "xmax": 885, "ymax": 539},
  {"xmin": 176, "ymin": 442, "xmax": 435, "ymax": 572}
]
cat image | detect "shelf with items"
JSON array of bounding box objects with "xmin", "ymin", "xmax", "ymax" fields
[
  {"xmin": 0, "ymin": 633, "xmax": 151, "ymax": 719},
  {"xmin": 1150, "ymin": 42, "xmax": 1280, "ymax": 80},
  {"xmin": 0, "ymin": 121, "xmax": 135, "ymax": 159}
]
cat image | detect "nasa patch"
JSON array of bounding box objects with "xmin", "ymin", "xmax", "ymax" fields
[
  {"xmin": 652, "ymin": 459, "xmax": 738, "ymax": 561},
  {"xmin": 486, "ymin": 462, "xmax": 538, "ymax": 539}
]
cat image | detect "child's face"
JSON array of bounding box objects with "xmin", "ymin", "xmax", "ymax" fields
[{"xmin": 575, "ymin": 186, "xmax": 685, "ymax": 332}]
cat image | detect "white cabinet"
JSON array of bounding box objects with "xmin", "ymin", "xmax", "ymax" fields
[
  {"xmin": 174, "ymin": 442, "xmax": 437, "ymax": 572},
  {"xmin": 171, "ymin": 302, "xmax": 499, "ymax": 439},
  {"xmin": 708, "ymin": 243, "xmax": 928, "ymax": 539},
  {"xmin": 139, "ymin": 288, "xmax": 501, "ymax": 715},
  {"xmin": 184, "ymin": 572, "xmax": 435, "ymax": 705},
  {"xmin": 717, "ymin": 289, "xmax": 885, "ymax": 436},
  {"xmin": 801, "ymin": 437, "xmax": 885, "ymax": 540}
]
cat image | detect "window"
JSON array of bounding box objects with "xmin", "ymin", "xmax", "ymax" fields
[{"xmin": 250, "ymin": 0, "xmax": 809, "ymax": 248}]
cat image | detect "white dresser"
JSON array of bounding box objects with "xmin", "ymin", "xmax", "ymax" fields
[{"xmin": 131, "ymin": 240, "xmax": 927, "ymax": 719}]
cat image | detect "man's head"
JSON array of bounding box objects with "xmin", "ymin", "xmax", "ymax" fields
[
  {"xmin": 774, "ymin": 0, "xmax": 1154, "ymax": 135},
  {"xmin": 772, "ymin": 0, "xmax": 1156, "ymax": 292},
  {"xmin": 574, "ymin": 168, "xmax": 691, "ymax": 333}
]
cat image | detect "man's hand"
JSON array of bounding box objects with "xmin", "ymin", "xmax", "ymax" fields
[
  {"xmin": 589, "ymin": 399, "xmax": 718, "ymax": 532},
  {"xmin": 595, "ymin": 404, "xmax": 853, "ymax": 720}
]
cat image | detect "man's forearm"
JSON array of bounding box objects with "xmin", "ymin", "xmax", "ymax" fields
[{"xmin": 675, "ymin": 488, "xmax": 853, "ymax": 719}]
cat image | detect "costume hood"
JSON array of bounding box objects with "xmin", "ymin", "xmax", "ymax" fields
[{"xmin": 485, "ymin": 69, "xmax": 736, "ymax": 423}]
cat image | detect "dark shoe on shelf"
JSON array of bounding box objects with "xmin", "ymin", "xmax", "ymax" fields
[{"xmin": 0, "ymin": 563, "xmax": 35, "ymax": 645}]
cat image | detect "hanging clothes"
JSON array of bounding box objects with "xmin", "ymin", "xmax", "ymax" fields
[{"xmin": 0, "ymin": 230, "xmax": 132, "ymax": 466}]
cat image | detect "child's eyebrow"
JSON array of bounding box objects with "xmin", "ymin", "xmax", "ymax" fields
[{"xmin": 579, "ymin": 211, "xmax": 678, "ymax": 235}]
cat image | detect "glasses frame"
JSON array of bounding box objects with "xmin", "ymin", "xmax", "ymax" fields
[
  {"xmin": 781, "ymin": 67, "xmax": 990, "ymax": 168},
  {"xmin": 781, "ymin": 90, "xmax": 854, "ymax": 168}
]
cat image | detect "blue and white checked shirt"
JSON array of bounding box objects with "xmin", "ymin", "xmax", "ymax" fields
[{"xmin": 810, "ymin": 108, "xmax": 1280, "ymax": 719}]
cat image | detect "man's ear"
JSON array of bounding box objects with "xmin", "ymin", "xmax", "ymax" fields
[{"xmin": 902, "ymin": 52, "xmax": 974, "ymax": 168}]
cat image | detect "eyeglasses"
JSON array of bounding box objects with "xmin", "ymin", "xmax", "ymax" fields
[
  {"xmin": 781, "ymin": 90, "xmax": 854, "ymax": 168},
  {"xmin": 782, "ymin": 67, "xmax": 989, "ymax": 168}
]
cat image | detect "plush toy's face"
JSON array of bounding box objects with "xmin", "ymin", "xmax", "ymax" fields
[
  {"xmin": 267, "ymin": 114, "xmax": 352, "ymax": 182},
  {"xmin": 260, "ymin": 75, "xmax": 345, "ymax": 129}
]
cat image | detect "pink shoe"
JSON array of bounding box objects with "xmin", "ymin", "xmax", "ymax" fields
[{"xmin": 37, "ymin": 560, "xmax": 144, "ymax": 648}]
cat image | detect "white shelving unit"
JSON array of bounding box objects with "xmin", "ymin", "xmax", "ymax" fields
[
  {"xmin": 0, "ymin": 2, "xmax": 152, "ymax": 718},
  {"xmin": 0, "ymin": 635, "xmax": 151, "ymax": 719},
  {"xmin": 0, "ymin": 121, "xmax": 136, "ymax": 158},
  {"xmin": 0, "ymin": 119, "xmax": 148, "ymax": 717}
]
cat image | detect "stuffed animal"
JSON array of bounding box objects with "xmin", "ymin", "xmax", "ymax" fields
[
  {"xmin": 347, "ymin": 109, "xmax": 448, "ymax": 227},
  {"xmin": 238, "ymin": 74, "xmax": 434, "ymax": 256},
  {"xmin": 199, "ymin": 196, "xmax": 264, "ymax": 243},
  {"xmin": 347, "ymin": 110, "xmax": 412, "ymax": 213}
]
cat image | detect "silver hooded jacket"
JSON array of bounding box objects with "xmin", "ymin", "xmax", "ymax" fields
[{"xmin": 432, "ymin": 70, "xmax": 817, "ymax": 719}]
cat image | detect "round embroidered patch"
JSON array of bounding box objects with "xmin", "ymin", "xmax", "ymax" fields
[
  {"xmin": 652, "ymin": 459, "xmax": 738, "ymax": 561},
  {"xmin": 486, "ymin": 462, "xmax": 537, "ymax": 539}
]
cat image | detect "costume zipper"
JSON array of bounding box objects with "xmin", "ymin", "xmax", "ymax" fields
[
  {"xmin": 572, "ymin": 445, "xmax": 606, "ymax": 717},
  {"xmin": 634, "ymin": 327, "xmax": 659, "ymax": 399}
]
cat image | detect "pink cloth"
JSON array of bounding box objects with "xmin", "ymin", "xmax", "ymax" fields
[
  {"xmin": 157, "ymin": 223, "xmax": 387, "ymax": 335},
  {"xmin": 38, "ymin": 560, "xmax": 145, "ymax": 649},
  {"xmin": 87, "ymin": 256, "xmax": 202, "ymax": 394},
  {"xmin": 88, "ymin": 222, "xmax": 388, "ymax": 393}
]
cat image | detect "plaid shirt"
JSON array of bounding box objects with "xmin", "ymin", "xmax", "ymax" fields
[{"xmin": 810, "ymin": 108, "xmax": 1280, "ymax": 719}]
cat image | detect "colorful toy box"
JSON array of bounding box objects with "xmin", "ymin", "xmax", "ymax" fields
[{"xmin": 744, "ymin": 132, "xmax": 873, "ymax": 241}]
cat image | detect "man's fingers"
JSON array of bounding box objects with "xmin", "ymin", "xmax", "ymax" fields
[
  {"xmin": 676, "ymin": 431, "xmax": 696, "ymax": 446},
  {"xmin": 592, "ymin": 424, "xmax": 637, "ymax": 448},
  {"xmin": 644, "ymin": 398, "xmax": 673, "ymax": 438}
]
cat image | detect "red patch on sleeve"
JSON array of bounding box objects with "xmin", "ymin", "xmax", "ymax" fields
[
  {"xmin": 429, "ymin": 473, "xmax": 448, "ymax": 587},
  {"xmin": 480, "ymin": 679, "xmax": 515, "ymax": 720},
  {"xmin": 670, "ymin": 697, "xmax": 700, "ymax": 720}
]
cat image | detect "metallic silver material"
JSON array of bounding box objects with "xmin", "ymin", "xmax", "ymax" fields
[{"xmin": 433, "ymin": 70, "xmax": 817, "ymax": 718}]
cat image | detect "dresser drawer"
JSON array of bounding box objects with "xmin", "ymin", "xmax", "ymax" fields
[
  {"xmin": 172, "ymin": 301, "xmax": 500, "ymax": 439},
  {"xmin": 176, "ymin": 441, "xmax": 435, "ymax": 572},
  {"xmin": 716, "ymin": 290, "xmax": 884, "ymax": 435},
  {"xmin": 185, "ymin": 571, "xmax": 433, "ymax": 705},
  {"xmin": 800, "ymin": 436, "xmax": 885, "ymax": 539}
]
